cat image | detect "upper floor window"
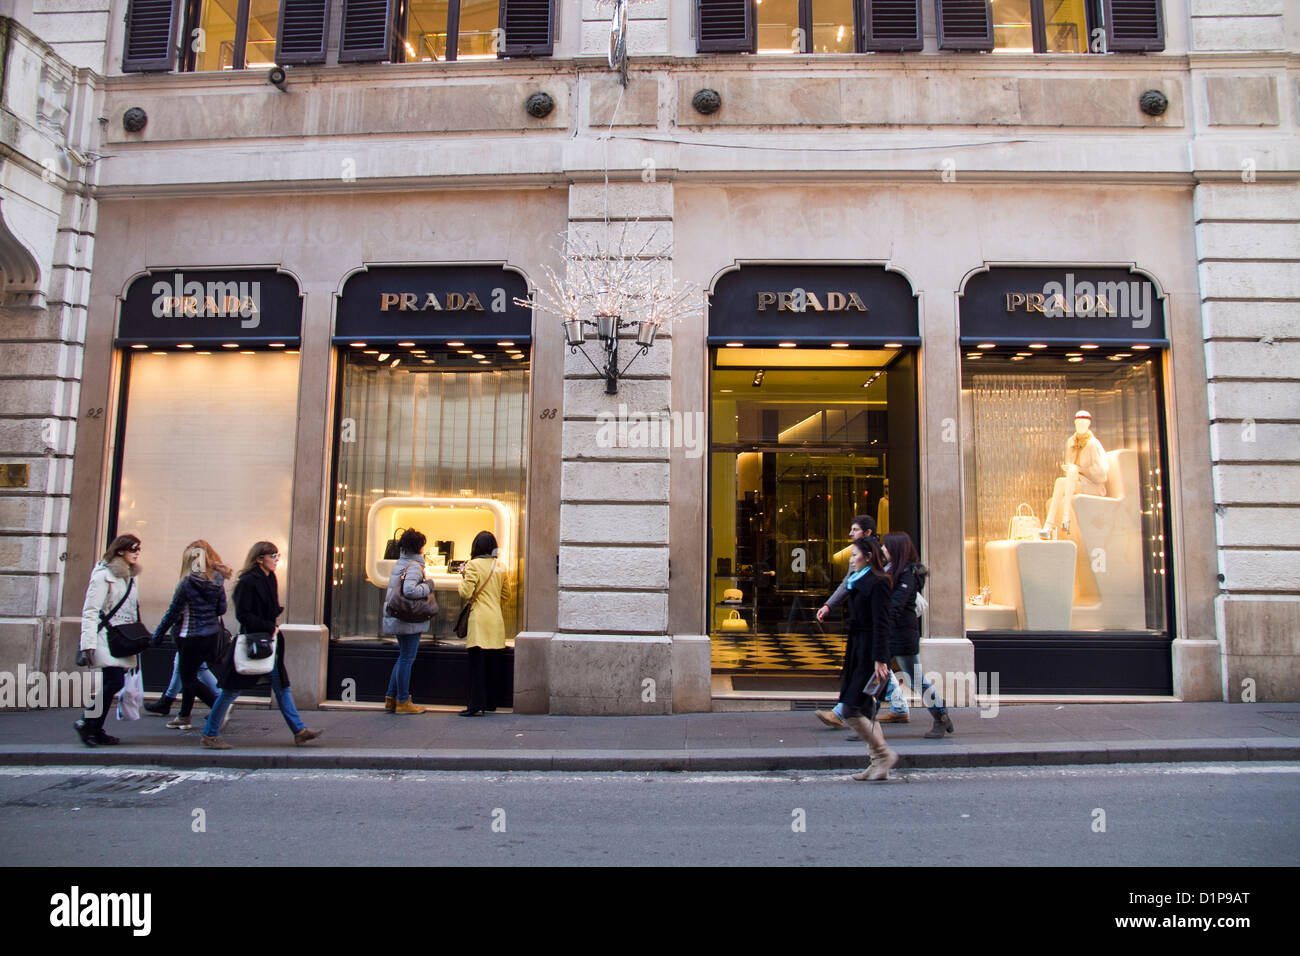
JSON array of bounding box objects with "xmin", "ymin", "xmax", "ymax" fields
[
  {"xmin": 121, "ymin": 0, "xmax": 552, "ymax": 72},
  {"xmin": 697, "ymin": 0, "xmax": 1163, "ymax": 55}
]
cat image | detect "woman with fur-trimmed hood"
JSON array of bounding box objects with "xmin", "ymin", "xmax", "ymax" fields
[{"xmin": 74, "ymin": 534, "xmax": 145, "ymax": 746}]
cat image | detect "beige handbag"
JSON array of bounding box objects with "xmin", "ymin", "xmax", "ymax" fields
[
  {"xmin": 1007, "ymin": 503, "xmax": 1042, "ymax": 541},
  {"xmin": 718, "ymin": 609, "xmax": 749, "ymax": 632},
  {"xmin": 722, "ymin": 588, "xmax": 743, "ymax": 602}
]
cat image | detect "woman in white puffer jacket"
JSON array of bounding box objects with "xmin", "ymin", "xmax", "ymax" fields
[{"xmin": 75, "ymin": 534, "xmax": 145, "ymax": 746}]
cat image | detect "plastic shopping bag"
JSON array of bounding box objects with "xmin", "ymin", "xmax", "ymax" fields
[{"xmin": 117, "ymin": 667, "xmax": 143, "ymax": 721}]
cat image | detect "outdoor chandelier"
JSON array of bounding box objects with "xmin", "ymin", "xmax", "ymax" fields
[{"xmin": 517, "ymin": 223, "xmax": 699, "ymax": 393}]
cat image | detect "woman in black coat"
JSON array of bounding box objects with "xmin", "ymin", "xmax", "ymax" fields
[
  {"xmin": 838, "ymin": 534, "xmax": 899, "ymax": 782},
  {"xmin": 882, "ymin": 532, "xmax": 954, "ymax": 739},
  {"xmin": 198, "ymin": 541, "xmax": 320, "ymax": 750}
]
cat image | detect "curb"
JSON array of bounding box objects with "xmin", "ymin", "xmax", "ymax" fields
[{"xmin": 1, "ymin": 740, "xmax": 1297, "ymax": 773}]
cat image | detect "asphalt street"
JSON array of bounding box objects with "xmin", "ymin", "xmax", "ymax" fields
[{"xmin": 1, "ymin": 762, "xmax": 1296, "ymax": 867}]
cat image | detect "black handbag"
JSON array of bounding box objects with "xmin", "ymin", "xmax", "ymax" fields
[
  {"xmin": 385, "ymin": 565, "xmax": 439, "ymax": 624},
  {"xmin": 243, "ymin": 632, "xmax": 275, "ymax": 660},
  {"xmin": 99, "ymin": 579, "xmax": 151, "ymax": 658},
  {"xmin": 383, "ymin": 528, "xmax": 406, "ymax": 561},
  {"xmin": 454, "ymin": 560, "xmax": 494, "ymax": 639}
]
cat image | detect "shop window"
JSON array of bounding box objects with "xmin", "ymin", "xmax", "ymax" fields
[
  {"xmin": 115, "ymin": 352, "xmax": 301, "ymax": 620},
  {"xmin": 396, "ymin": 0, "xmax": 501, "ymax": 61},
  {"xmin": 961, "ymin": 351, "xmax": 1169, "ymax": 634},
  {"xmin": 938, "ymin": 0, "xmax": 1163, "ymax": 53},
  {"xmin": 178, "ymin": 0, "xmax": 283, "ymax": 71},
  {"xmin": 702, "ymin": 0, "xmax": 925, "ymax": 53},
  {"xmin": 328, "ymin": 347, "xmax": 528, "ymax": 643}
]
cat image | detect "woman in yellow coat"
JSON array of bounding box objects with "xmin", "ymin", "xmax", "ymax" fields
[{"xmin": 458, "ymin": 530, "xmax": 508, "ymax": 716}]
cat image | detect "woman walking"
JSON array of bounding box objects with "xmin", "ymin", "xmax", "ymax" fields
[
  {"xmin": 457, "ymin": 530, "xmax": 508, "ymax": 717},
  {"xmin": 199, "ymin": 542, "xmax": 320, "ymax": 749},
  {"xmin": 882, "ymin": 532, "xmax": 954, "ymax": 739},
  {"xmin": 74, "ymin": 535, "xmax": 145, "ymax": 746},
  {"xmin": 382, "ymin": 528, "xmax": 436, "ymax": 715},
  {"xmin": 839, "ymin": 534, "xmax": 899, "ymax": 781},
  {"xmin": 150, "ymin": 541, "xmax": 228, "ymax": 730}
]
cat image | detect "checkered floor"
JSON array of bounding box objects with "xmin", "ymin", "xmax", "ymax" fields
[{"xmin": 710, "ymin": 632, "xmax": 847, "ymax": 672}]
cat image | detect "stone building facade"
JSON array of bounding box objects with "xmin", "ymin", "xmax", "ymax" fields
[{"xmin": 0, "ymin": 0, "xmax": 1296, "ymax": 711}]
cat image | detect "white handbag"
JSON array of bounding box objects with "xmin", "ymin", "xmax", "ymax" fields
[
  {"xmin": 1007, "ymin": 503, "xmax": 1042, "ymax": 541},
  {"xmin": 234, "ymin": 633, "xmax": 277, "ymax": 676}
]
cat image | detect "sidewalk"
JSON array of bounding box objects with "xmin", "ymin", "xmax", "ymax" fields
[{"xmin": 2, "ymin": 702, "xmax": 1298, "ymax": 772}]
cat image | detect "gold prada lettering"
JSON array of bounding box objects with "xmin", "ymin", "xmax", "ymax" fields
[
  {"xmin": 375, "ymin": 291, "xmax": 490, "ymax": 313},
  {"xmin": 847, "ymin": 292, "xmax": 867, "ymax": 312},
  {"xmin": 755, "ymin": 291, "xmax": 867, "ymax": 312},
  {"xmin": 804, "ymin": 292, "xmax": 824, "ymax": 312},
  {"xmin": 826, "ymin": 292, "xmax": 846, "ymax": 311}
]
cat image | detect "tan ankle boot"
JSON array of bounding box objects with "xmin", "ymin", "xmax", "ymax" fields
[
  {"xmin": 394, "ymin": 697, "xmax": 426, "ymax": 715},
  {"xmin": 383, "ymin": 696, "xmax": 396, "ymax": 713}
]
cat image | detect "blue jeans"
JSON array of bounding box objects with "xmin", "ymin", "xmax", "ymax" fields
[
  {"xmin": 893, "ymin": 653, "xmax": 947, "ymax": 718},
  {"xmin": 164, "ymin": 651, "xmax": 217, "ymax": 698},
  {"xmin": 202, "ymin": 669, "xmax": 304, "ymax": 737},
  {"xmin": 832, "ymin": 671, "xmax": 910, "ymax": 718},
  {"xmin": 385, "ymin": 634, "xmax": 420, "ymax": 701}
]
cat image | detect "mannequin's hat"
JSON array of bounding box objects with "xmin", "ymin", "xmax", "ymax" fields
[{"xmin": 1075, "ymin": 410, "xmax": 1093, "ymax": 420}]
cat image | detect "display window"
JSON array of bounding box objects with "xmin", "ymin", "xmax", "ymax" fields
[
  {"xmin": 958, "ymin": 267, "xmax": 1171, "ymax": 639},
  {"xmin": 327, "ymin": 344, "xmax": 528, "ymax": 643},
  {"xmin": 111, "ymin": 268, "xmax": 304, "ymax": 621}
]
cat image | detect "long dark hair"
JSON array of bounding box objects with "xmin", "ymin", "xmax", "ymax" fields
[
  {"xmin": 102, "ymin": 534, "xmax": 141, "ymax": 562},
  {"xmin": 239, "ymin": 541, "xmax": 278, "ymax": 579},
  {"xmin": 470, "ymin": 531, "xmax": 498, "ymax": 560},
  {"xmin": 851, "ymin": 534, "xmax": 890, "ymax": 582},
  {"xmin": 882, "ymin": 532, "xmax": 920, "ymax": 587}
]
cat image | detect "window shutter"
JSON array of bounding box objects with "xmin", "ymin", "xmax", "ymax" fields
[
  {"xmin": 122, "ymin": 0, "xmax": 179, "ymax": 72},
  {"xmin": 277, "ymin": 0, "xmax": 331, "ymax": 64},
  {"xmin": 500, "ymin": 0, "xmax": 554, "ymax": 57},
  {"xmin": 339, "ymin": 0, "xmax": 397, "ymax": 62},
  {"xmin": 1102, "ymin": 0, "xmax": 1164, "ymax": 52},
  {"xmin": 861, "ymin": 0, "xmax": 922, "ymax": 52},
  {"xmin": 697, "ymin": 0, "xmax": 755, "ymax": 53},
  {"xmin": 934, "ymin": 0, "xmax": 992, "ymax": 51}
]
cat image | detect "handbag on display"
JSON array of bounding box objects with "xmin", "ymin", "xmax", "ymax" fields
[
  {"xmin": 718, "ymin": 609, "xmax": 749, "ymax": 632},
  {"xmin": 1007, "ymin": 503, "xmax": 1042, "ymax": 541},
  {"xmin": 383, "ymin": 528, "xmax": 407, "ymax": 561},
  {"xmin": 100, "ymin": 579, "xmax": 152, "ymax": 658},
  {"xmin": 234, "ymin": 632, "xmax": 277, "ymax": 676},
  {"xmin": 385, "ymin": 565, "xmax": 440, "ymax": 624},
  {"xmin": 116, "ymin": 668, "xmax": 143, "ymax": 721},
  {"xmin": 722, "ymin": 588, "xmax": 743, "ymax": 603},
  {"xmin": 455, "ymin": 561, "xmax": 495, "ymax": 639}
]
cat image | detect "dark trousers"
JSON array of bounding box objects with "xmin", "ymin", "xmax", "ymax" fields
[
  {"xmin": 466, "ymin": 647, "xmax": 502, "ymax": 712},
  {"xmin": 84, "ymin": 666, "xmax": 125, "ymax": 731},
  {"xmin": 177, "ymin": 633, "xmax": 218, "ymax": 717}
]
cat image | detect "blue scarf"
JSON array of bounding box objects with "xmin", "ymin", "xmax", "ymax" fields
[{"xmin": 845, "ymin": 567, "xmax": 871, "ymax": 590}]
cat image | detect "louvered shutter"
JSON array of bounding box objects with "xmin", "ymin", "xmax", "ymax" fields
[
  {"xmin": 1102, "ymin": 0, "xmax": 1164, "ymax": 52},
  {"xmin": 862, "ymin": 0, "xmax": 922, "ymax": 52},
  {"xmin": 276, "ymin": 0, "xmax": 331, "ymax": 64},
  {"xmin": 934, "ymin": 0, "xmax": 992, "ymax": 51},
  {"xmin": 122, "ymin": 0, "xmax": 179, "ymax": 72},
  {"xmin": 339, "ymin": 0, "xmax": 397, "ymax": 62},
  {"xmin": 697, "ymin": 0, "xmax": 754, "ymax": 53},
  {"xmin": 500, "ymin": 0, "xmax": 554, "ymax": 57}
]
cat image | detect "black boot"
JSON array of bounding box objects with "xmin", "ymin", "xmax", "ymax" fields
[
  {"xmin": 144, "ymin": 695, "xmax": 174, "ymax": 716},
  {"xmin": 73, "ymin": 719, "xmax": 97, "ymax": 747},
  {"xmin": 924, "ymin": 711, "xmax": 955, "ymax": 739}
]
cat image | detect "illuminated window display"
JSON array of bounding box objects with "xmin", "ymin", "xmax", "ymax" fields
[
  {"xmin": 328, "ymin": 349, "xmax": 528, "ymax": 643},
  {"xmin": 961, "ymin": 354, "xmax": 1169, "ymax": 633}
]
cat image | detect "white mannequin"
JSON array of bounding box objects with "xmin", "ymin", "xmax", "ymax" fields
[{"xmin": 1044, "ymin": 410, "xmax": 1108, "ymax": 534}]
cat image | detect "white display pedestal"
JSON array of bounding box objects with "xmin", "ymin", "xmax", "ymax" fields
[{"xmin": 986, "ymin": 539, "xmax": 1077, "ymax": 631}]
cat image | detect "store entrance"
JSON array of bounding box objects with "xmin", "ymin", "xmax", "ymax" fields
[{"xmin": 708, "ymin": 348, "xmax": 918, "ymax": 677}]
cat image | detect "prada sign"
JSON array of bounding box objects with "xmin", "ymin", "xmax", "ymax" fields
[
  {"xmin": 118, "ymin": 269, "xmax": 302, "ymax": 346},
  {"xmin": 756, "ymin": 290, "xmax": 869, "ymax": 312},
  {"xmin": 709, "ymin": 265, "xmax": 917, "ymax": 344},
  {"xmin": 961, "ymin": 267, "xmax": 1165, "ymax": 345},
  {"xmin": 337, "ymin": 265, "xmax": 530, "ymax": 343}
]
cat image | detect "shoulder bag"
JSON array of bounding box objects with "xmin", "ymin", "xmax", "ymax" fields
[
  {"xmin": 234, "ymin": 631, "xmax": 277, "ymax": 676},
  {"xmin": 385, "ymin": 564, "xmax": 439, "ymax": 624},
  {"xmin": 455, "ymin": 560, "xmax": 495, "ymax": 639},
  {"xmin": 100, "ymin": 578, "xmax": 152, "ymax": 658}
]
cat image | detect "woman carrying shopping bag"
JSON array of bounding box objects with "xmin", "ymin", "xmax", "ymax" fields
[
  {"xmin": 75, "ymin": 535, "xmax": 147, "ymax": 746},
  {"xmin": 199, "ymin": 542, "xmax": 321, "ymax": 750},
  {"xmin": 457, "ymin": 531, "xmax": 508, "ymax": 717}
]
